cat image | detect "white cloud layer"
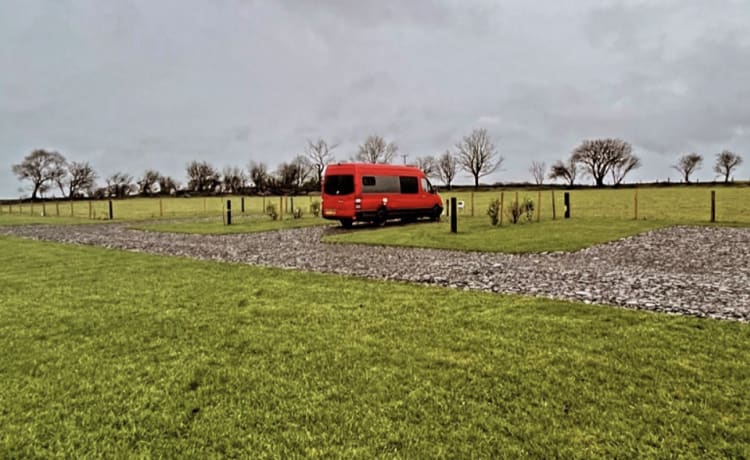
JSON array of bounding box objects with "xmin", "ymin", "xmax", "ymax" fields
[{"xmin": 1, "ymin": 0, "xmax": 749, "ymax": 197}]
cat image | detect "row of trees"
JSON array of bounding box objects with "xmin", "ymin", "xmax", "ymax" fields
[
  {"xmin": 543, "ymin": 140, "xmax": 742, "ymax": 187},
  {"xmin": 11, "ymin": 132, "xmax": 745, "ymax": 200}
]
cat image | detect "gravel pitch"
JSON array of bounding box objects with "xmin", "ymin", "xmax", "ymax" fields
[{"xmin": 3, "ymin": 223, "xmax": 749, "ymax": 322}]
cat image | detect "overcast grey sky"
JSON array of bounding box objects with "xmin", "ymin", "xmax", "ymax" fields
[{"xmin": 2, "ymin": 0, "xmax": 749, "ymax": 197}]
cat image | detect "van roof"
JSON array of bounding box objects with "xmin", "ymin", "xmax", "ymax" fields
[{"xmin": 324, "ymin": 163, "xmax": 425, "ymax": 174}]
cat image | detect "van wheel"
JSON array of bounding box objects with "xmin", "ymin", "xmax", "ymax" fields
[
  {"xmin": 375, "ymin": 208, "xmax": 387, "ymax": 226},
  {"xmin": 340, "ymin": 218, "xmax": 353, "ymax": 229},
  {"xmin": 431, "ymin": 206, "xmax": 443, "ymax": 221}
]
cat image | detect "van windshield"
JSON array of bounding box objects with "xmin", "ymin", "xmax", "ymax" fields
[{"xmin": 323, "ymin": 175, "xmax": 354, "ymax": 195}]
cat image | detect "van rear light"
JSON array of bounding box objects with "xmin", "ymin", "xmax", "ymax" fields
[{"xmin": 355, "ymin": 197, "xmax": 362, "ymax": 209}]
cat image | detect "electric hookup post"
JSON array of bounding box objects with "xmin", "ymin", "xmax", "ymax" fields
[
  {"xmin": 226, "ymin": 200, "xmax": 232, "ymax": 225},
  {"xmin": 450, "ymin": 197, "xmax": 458, "ymax": 233},
  {"xmin": 564, "ymin": 192, "xmax": 570, "ymax": 219}
]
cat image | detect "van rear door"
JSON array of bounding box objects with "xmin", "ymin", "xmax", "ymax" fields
[{"xmin": 322, "ymin": 173, "xmax": 355, "ymax": 218}]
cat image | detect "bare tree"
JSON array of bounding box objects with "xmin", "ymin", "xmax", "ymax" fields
[
  {"xmin": 672, "ymin": 153, "xmax": 703, "ymax": 183},
  {"xmin": 456, "ymin": 128, "xmax": 502, "ymax": 188},
  {"xmin": 713, "ymin": 150, "xmax": 743, "ymax": 183},
  {"xmin": 106, "ymin": 172, "xmax": 135, "ymax": 198},
  {"xmin": 12, "ymin": 149, "xmax": 67, "ymax": 199},
  {"xmin": 436, "ymin": 150, "xmax": 458, "ymax": 190},
  {"xmin": 186, "ymin": 161, "xmax": 220, "ymax": 193},
  {"xmin": 354, "ymin": 135, "xmax": 397, "ymax": 164},
  {"xmin": 158, "ymin": 176, "xmax": 179, "ymax": 195},
  {"xmin": 571, "ymin": 138, "xmax": 633, "ymax": 187},
  {"xmin": 222, "ymin": 166, "xmax": 247, "ymax": 194},
  {"xmin": 275, "ymin": 156, "xmax": 312, "ymax": 193},
  {"xmin": 610, "ymin": 154, "xmax": 642, "ymax": 186},
  {"xmin": 248, "ymin": 161, "xmax": 269, "ymax": 193},
  {"xmin": 138, "ymin": 169, "xmax": 161, "ymax": 196},
  {"xmin": 305, "ymin": 138, "xmax": 337, "ymax": 187},
  {"xmin": 65, "ymin": 161, "xmax": 98, "ymax": 198},
  {"xmin": 529, "ymin": 161, "xmax": 546, "ymax": 185},
  {"xmin": 548, "ymin": 159, "xmax": 578, "ymax": 186},
  {"xmin": 415, "ymin": 155, "xmax": 437, "ymax": 177}
]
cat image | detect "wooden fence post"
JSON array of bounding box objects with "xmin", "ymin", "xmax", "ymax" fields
[
  {"xmin": 471, "ymin": 192, "xmax": 475, "ymax": 217},
  {"xmin": 499, "ymin": 191, "xmax": 504, "ymax": 226},
  {"xmin": 159, "ymin": 199, "xmax": 163, "ymax": 217},
  {"xmin": 30, "ymin": 202, "xmax": 34, "ymax": 216},
  {"xmin": 70, "ymin": 201, "xmax": 74, "ymax": 217},
  {"xmin": 536, "ymin": 190, "xmax": 541, "ymax": 222},
  {"xmin": 634, "ymin": 189, "xmax": 638, "ymax": 220},
  {"xmin": 42, "ymin": 202, "xmax": 46, "ymax": 217},
  {"xmin": 108, "ymin": 200, "xmax": 114, "ymax": 220},
  {"xmin": 279, "ymin": 196, "xmax": 284, "ymax": 219},
  {"xmin": 551, "ymin": 191, "xmax": 556, "ymax": 220},
  {"xmin": 88, "ymin": 201, "xmax": 93, "ymax": 219},
  {"xmin": 56, "ymin": 202, "xmax": 60, "ymax": 216},
  {"xmin": 710, "ymin": 190, "xmax": 716, "ymax": 223}
]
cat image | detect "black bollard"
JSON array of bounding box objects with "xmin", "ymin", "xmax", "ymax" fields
[
  {"xmin": 226, "ymin": 199, "xmax": 232, "ymax": 225},
  {"xmin": 564, "ymin": 192, "xmax": 570, "ymax": 219},
  {"xmin": 108, "ymin": 200, "xmax": 113, "ymax": 220},
  {"xmin": 450, "ymin": 197, "xmax": 457, "ymax": 233}
]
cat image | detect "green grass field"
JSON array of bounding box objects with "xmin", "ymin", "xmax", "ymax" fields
[
  {"xmin": 440, "ymin": 185, "xmax": 749, "ymax": 222},
  {"xmin": 1, "ymin": 237, "xmax": 749, "ymax": 457},
  {"xmin": 1, "ymin": 186, "xmax": 747, "ymax": 224},
  {"xmin": 0, "ymin": 195, "xmax": 321, "ymax": 221},
  {"xmin": 324, "ymin": 218, "xmax": 672, "ymax": 253}
]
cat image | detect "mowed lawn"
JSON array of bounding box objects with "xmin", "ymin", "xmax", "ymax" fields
[
  {"xmin": 324, "ymin": 218, "xmax": 672, "ymax": 253},
  {"xmin": 1, "ymin": 237, "xmax": 749, "ymax": 457}
]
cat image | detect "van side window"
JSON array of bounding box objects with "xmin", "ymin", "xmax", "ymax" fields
[
  {"xmin": 400, "ymin": 176, "xmax": 419, "ymax": 194},
  {"xmin": 420, "ymin": 178, "xmax": 433, "ymax": 193},
  {"xmin": 362, "ymin": 175, "xmax": 400, "ymax": 193}
]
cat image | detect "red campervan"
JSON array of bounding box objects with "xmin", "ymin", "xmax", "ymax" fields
[{"xmin": 321, "ymin": 163, "xmax": 443, "ymax": 228}]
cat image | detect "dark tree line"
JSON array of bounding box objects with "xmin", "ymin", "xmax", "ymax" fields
[{"xmin": 11, "ymin": 137, "xmax": 745, "ymax": 199}]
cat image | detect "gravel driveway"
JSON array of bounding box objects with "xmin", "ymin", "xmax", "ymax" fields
[{"xmin": 2, "ymin": 223, "xmax": 749, "ymax": 322}]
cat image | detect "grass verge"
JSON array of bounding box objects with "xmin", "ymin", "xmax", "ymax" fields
[
  {"xmin": 131, "ymin": 215, "xmax": 330, "ymax": 234},
  {"xmin": 324, "ymin": 218, "xmax": 673, "ymax": 253},
  {"xmin": 1, "ymin": 237, "xmax": 748, "ymax": 457}
]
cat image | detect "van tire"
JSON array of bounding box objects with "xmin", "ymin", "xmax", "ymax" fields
[
  {"xmin": 375, "ymin": 208, "xmax": 387, "ymax": 226},
  {"xmin": 340, "ymin": 218, "xmax": 353, "ymax": 229},
  {"xmin": 431, "ymin": 206, "xmax": 443, "ymax": 221}
]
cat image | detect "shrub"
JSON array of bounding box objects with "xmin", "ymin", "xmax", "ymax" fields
[
  {"xmin": 265, "ymin": 203, "xmax": 278, "ymax": 221},
  {"xmin": 293, "ymin": 207, "xmax": 303, "ymax": 219},
  {"xmin": 310, "ymin": 200, "xmax": 321, "ymax": 217},
  {"xmin": 487, "ymin": 198, "xmax": 501, "ymax": 226},
  {"xmin": 506, "ymin": 197, "xmax": 534, "ymax": 224}
]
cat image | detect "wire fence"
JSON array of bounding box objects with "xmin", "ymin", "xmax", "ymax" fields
[
  {"xmin": 1, "ymin": 187, "xmax": 748, "ymax": 224},
  {"xmin": 441, "ymin": 187, "xmax": 750, "ymax": 224},
  {"xmin": 0, "ymin": 195, "xmax": 323, "ymax": 221}
]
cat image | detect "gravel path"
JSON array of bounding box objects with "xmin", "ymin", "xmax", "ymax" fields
[{"xmin": 2, "ymin": 223, "xmax": 749, "ymax": 322}]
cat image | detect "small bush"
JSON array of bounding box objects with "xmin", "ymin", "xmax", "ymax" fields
[
  {"xmin": 310, "ymin": 201, "xmax": 321, "ymax": 217},
  {"xmin": 265, "ymin": 203, "xmax": 278, "ymax": 221},
  {"xmin": 506, "ymin": 197, "xmax": 534, "ymax": 224},
  {"xmin": 293, "ymin": 207, "xmax": 303, "ymax": 219},
  {"xmin": 487, "ymin": 199, "xmax": 501, "ymax": 226}
]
